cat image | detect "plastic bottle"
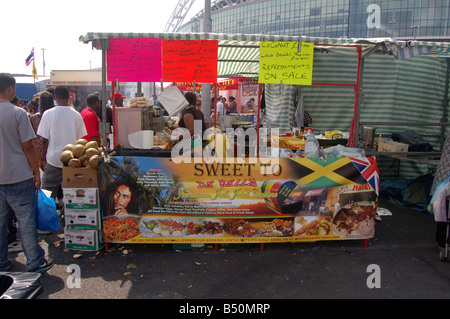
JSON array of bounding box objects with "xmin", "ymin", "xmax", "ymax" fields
[
  {"xmin": 304, "ymin": 131, "xmax": 320, "ymax": 158},
  {"xmin": 376, "ymin": 134, "xmax": 383, "ymax": 151}
]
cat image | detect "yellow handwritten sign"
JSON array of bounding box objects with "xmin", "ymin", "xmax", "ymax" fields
[{"xmin": 259, "ymin": 41, "xmax": 314, "ymax": 85}]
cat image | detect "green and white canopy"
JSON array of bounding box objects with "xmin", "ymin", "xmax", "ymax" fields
[
  {"xmin": 80, "ymin": 32, "xmax": 450, "ymax": 178},
  {"xmin": 80, "ymin": 32, "xmax": 450, "ymax": 78}
]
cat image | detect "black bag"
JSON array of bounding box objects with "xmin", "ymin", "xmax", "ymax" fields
[{"xmin": 391, "ymin": 130, "xmax": 433, "ymax": 152}]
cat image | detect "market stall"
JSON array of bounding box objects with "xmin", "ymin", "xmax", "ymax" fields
[{"xmin": 71, "ymin": 32, "xmax": 449, "ymax": 247}]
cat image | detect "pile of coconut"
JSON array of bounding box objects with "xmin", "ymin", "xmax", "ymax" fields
[{"xmin": 60, "ymin": 139, "xmax": 101, "ymax": 168}]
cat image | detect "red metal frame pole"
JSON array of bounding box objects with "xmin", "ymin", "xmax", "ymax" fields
[
  {"xmin": 349, "ymin": 45, "xmax": 362, "ymax": 147},
  {"xmin": 256, "ymin": 83, "xmax": 263, "ymax": 152}
]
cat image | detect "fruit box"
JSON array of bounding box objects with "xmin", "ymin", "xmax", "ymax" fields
[
  {"xmin": 62, "ymin": 166, "xmax": 98, "ymax": 188},
  {"xmin": 63, "ymin": 188, "xmax": 99, "ymax": 209},
  {"xmin": 377, "ymin": 140, "xmax": 409, "ymax": 152},
  {"xmin": 64, "ymin": 228, "xmax": 104, "ymax": 251},
  {"xmin": 65, "ymin": 209, "xmax": 102, "ymax": 230}
]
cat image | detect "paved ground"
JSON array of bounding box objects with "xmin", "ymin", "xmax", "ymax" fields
[{"xmin": 5, "ymin": 196, "xmax": 450, "ymax": 300}]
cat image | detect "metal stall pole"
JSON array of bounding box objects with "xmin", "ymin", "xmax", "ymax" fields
[
  {"xmin": 100, "ymin": 38, "xmax": 109, "ymax": 151},
  {"xmin": 354, "ymin": 56, "xmax": 365, "ymax": 148},
  {"xmin": 440, "ymin": 58, "xmax": 450, "ymax": 149},
  {"xmin": 202, "ymin": 0, "xmax": 212, "ymax": 122},
  {"xmin": 349, "ymin": 45, "xmax": 362, "ymax": 147}
]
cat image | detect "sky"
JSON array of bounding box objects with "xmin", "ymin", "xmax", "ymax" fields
[{"xmin": 1, "ymin": 0, "xmax": 205, "ymax": 77}]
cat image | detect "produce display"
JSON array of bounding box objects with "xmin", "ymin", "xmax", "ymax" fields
[{"xmin": 60, "ymin": 139, "xmax": 101, "ymax": 168}]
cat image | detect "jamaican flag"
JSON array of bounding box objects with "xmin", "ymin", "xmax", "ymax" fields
[{"xmin": 283, "ymin": 157, "xmax": 374, "ymax": 190}]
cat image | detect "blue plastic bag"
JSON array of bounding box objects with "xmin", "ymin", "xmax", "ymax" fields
[{"xmin": 36, "ymin": 189, "xmax": 60, "ymax": 231}]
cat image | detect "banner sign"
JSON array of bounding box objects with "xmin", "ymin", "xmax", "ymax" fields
[
  {"xmin": 175, "ymin": 78, "xmax": 239, "ymax": 92},
  {"xmin": 259, "ymin": 41, "xmax": 314, "ymax": 85},
  {"xmin": 107, "ymin": 37, "xmax": 162, "ymax": 82},
  {"xmin": 98, "ymin": 156, "xmax": 378, "ymax": 244},
  {"xmin": 162, "ymin": 39, "xmax": 218, "ymax": 83}
]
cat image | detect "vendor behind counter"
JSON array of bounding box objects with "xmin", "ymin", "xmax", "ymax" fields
[{"xmin": 177, "ymin": 92, "xmax": 206, "ymax": 137}]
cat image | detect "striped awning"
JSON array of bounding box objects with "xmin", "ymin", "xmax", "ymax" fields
[{"xmin": 79, "ymin": 32, "xmax": 450, "ymax": 78}]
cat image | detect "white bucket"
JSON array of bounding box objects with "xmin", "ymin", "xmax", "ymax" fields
[{"xmin": 128, "ymin": 130, "xmax": 154, "ymax": 149}]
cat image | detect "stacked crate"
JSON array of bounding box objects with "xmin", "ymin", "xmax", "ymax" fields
[{"xmin": 62, "ymin": 166, "xmax": 104, "ymax": 251}]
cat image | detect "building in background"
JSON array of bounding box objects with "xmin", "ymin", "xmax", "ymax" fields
[{"xmin": 178, "ymin": 0, "xmax": 450, "ymax": 40}]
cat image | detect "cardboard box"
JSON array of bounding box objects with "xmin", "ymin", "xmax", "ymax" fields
[
  {"xmin": 377, "ymin": 140, "xmax": 409, "ymax": 152},
  {"xmin": 65, "ymin": 209, "xmax": 102, "ymax": 230},
  {"xmin": 64, "ymin": 228, "xmax": 104, "ymax": 251},
  {"xmin": 63, "ymin": 188, "xmax": 99, "ymax": 209},
  {"xmin": 62, "ymin": 167, "xmax": 98, "ymax": 188}
]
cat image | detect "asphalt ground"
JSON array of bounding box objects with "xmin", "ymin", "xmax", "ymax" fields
[{"xmin": 4, "ymin": 195, "xmax": 449, "ymax": 304}]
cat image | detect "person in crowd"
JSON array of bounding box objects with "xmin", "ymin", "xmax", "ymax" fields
[
  {"xmin": 0, "ymin": 73, "xmax": 53, "ymax": 273},
  {"xmin": 216, "ymin": 95, "xmax": 226, "ymax": 131},
  {"xmin": 11, "ymin": 96, "xmax": 22, "ymax": 107},
  {"xmin": 37, "ymin": 85, "xmax": 87, "ymax": 209},
  {"xmin": 81, "ymin": 93, "xmax": 101, "ymax": 146},
  {"xmin": 222, "ymin": 96, "xmax": 228, "ymax": 112},
  {"xmin": 111, "ymin": 92, "xmax": 125, "ymax": 107},
  {"xmin": 68, "ymin": 95, "xmax": 77, "ymax": 110},
  {"xmin": 96, "ymin": 93, "xmax": 113, "ymax": 147},
  {"xmin": 227, "ymin": 96, "xmax": 237, "ymax": 114},
  {"xmin": 178, "ymin": 92, "xmax": 206, "ymax": 137},
  {"xmin": 46, "ymin": 87, "xmax": 57, "ymax": 105},
  {"xmin": 27, "ymin": 96, "xmax": 39, "ymax": 115},
  {"xmin": 30, "ymin": 91, "xmax": 55, "ymax": 171}
]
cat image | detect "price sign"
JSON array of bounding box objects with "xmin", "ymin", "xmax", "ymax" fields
[
  {"xmin": 259, "ymin": 41, "xmax": 314, "ymax": 85},
  {"xmin": 107, "ymin": 37, "xmax": 162, "ymax": 82},
  {"xmin": 162, "ymin": 40, "xmax": 218, "ymax": 83}
]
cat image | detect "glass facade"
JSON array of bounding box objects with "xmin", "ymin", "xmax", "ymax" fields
[{"xmin": 179, "ymin": 0, "xmax": 450, "ymax": 38}]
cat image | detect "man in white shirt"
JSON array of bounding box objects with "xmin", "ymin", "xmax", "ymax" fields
[
  {"xmin": 216, "ymin": 96, "xmax": 226, "ymax": 131},
  {"xmin": 37, "ymin": 86, "xmax": 87, "ymax": 205}
]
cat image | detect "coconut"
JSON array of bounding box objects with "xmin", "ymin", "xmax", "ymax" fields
[
  {"xmin": 78, "ymin": 154, "xmax": 87, "ymax": 167},
  {"xmin": 85, "ymin": 147, "xmax": 100, "ymax": 160},
  {"xmin": 88, "ymin": 155, "xmax": 99, "ymax": 168},
  {"xmin": 62, "ymin": 144, "xmax": 74, "ymax": 152},
  {"xmin": 68, "ymin": 158, "xmax": 81, "ymax": 168},
  {"xmin": 75, "ymin": 138, "xmax": 88, "ymax": 146},
  {"xmin": 85, "ymin": 141, "xmax": 99, "ymax": 150},
  {"xmin": 60, "ymin": 150, "xmax": 74, "ymax": 166},
  {"xmin": 72, "ymin": 144, "xmax": 85, "ymax": 158}
]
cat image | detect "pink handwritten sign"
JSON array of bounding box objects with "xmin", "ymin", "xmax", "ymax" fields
[{"xmin": 107, "ymin": 37, "xmax": 162, "ymax": 82}]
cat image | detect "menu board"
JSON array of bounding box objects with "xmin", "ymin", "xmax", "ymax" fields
[
  {"xmin": 259, "ymin": 41, "xmax": 314, "ymax": 85},
  {"xmin": 162, "ymin": 39, "xmax": 218, "ymax": 83},
  {"xmin": 107, "ymin": 37, "xmax": 162, "ymax": 82}
]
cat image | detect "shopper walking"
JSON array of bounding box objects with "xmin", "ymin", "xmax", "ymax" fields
[
  {"xmin": 37, "ymin": 85, "xmax": 87, "ymax": 205},
  {"xmin": 0, "ymin": 73, "xmax": 53, "ymax": 272}
]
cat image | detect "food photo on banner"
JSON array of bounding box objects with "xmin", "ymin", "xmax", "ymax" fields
[{"xmin": 97, "ymin": 155, "xmax": 379, "ymax": 244}]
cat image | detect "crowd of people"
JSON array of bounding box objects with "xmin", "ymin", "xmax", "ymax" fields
[
  {"xmin": 0, "ymin": 73, "xmax": 121, "ymax": 273},
  {"xmin": 0, "ymin": 72, "xmax": 221, "ymax": 273},
  {"xmin": 0, "ymin": 71, "xmax": 261, "ymax": 274}
]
